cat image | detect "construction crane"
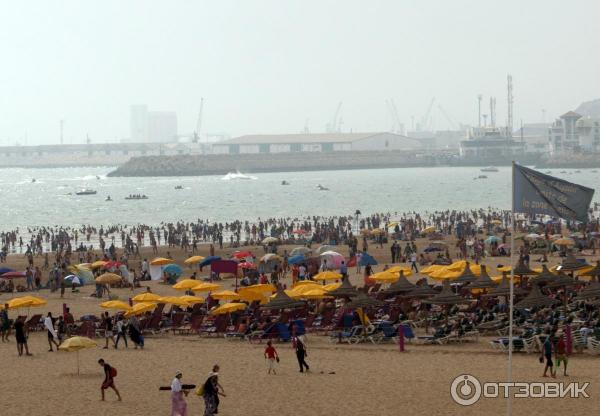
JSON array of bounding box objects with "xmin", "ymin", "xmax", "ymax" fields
[
  {"xmin": 327, "ymin": 102, "xmax": 342, "ymax": 133},
  {"xmin": 193, "ymin": 98, "xmax": 204, "ymax": 143},
  {"xmin": 437, "ymin": 104, "xmax": 458, "ymax": 130},
  {"xmin": 419, "ymin": 98, "xmax": 436, "ymax": 131},
  {"xmin": 386, "ymin": 99, "xmax": 404, "ymax": 134}
]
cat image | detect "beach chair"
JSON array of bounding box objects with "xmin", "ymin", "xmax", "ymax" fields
[
  {"xmin": 368, "ymin": 322, "xmax": 397, "ymax": 344},
  {"xmin": 329, "ymin": 325, "xmax": 363, "ymax": 344},
  {"xmin": 142, "ymin": 303, "xmax": 166, "ymax": 335},
  {"xmin": 399, "ymin": 324, "xmax": 415, "ymax": 343},
  {"xmin": 25, "ymin": 314, "xmax": 43, "ymax": 332},
  {"xmin": 168, "ymin": 313, "xmax": 187, "ymax": 335},
  {"xmin": 174, "ymin": 315, "xmax": 204, "ymax": 335},
  {"xmin": 522, "ymin": 336, "xmax": 537, "ymax": 353},
  {"xmin": 572, "ymin": 331, "xmax": 586, "ymax": 352},
  {"xmin": 72, "ymin": 320, "xmax": 97, "ymax": 338},
  {"xmin": 587, "ymin": 337, "xmax": 600, "ymax": 355}
]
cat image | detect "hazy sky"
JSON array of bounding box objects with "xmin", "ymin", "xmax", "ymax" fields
[{"xmin": 1, "ymin": 0, "xmax": 599, "ymax": 145}]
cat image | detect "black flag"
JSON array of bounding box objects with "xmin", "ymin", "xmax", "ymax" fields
[{"xmin": 513, "ymin": 164, "xmax": 594, "ymax": 222}]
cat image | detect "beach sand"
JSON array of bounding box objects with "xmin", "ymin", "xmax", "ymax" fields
[{"xmin": 1, "ymin": 241, "xmax": 598, "ymax": 415}]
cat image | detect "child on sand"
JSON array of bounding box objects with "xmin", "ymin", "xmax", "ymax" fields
[
  {"xmin": 98, "ymin": 359, "xmax": 122, "ymax": 401},
  {"xmin": 264, "ymin": 341, "xmax": 279, "ymax": 374}
]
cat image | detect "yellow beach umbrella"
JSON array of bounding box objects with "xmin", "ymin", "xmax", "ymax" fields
[
  {"xmin": 178, "ymin": 295, "xmax": 205, "ymax": 305},
  {"xmin": 184, "ymin": 255, "xmax": 205, "ymax": 265},
  {"xmin": 387, "ymin": 221, "xmax": 399, "ymax": 228},
  {"xmin": 150, "ymin": 257, "xmax": 174, "ymax": 266},
  {"xmin": 192, "ymin": 282, "xmax": 222, "ymax": 292},
  {"xmin": 385, "ymin": 266, "xmax": 413, "ymax": 276},
  {"xmin": 554, "ymin": 238, "xmax": 575, "ymax": 246},
  {"xmin": 490, "ymin": 219, "xmax": 502, "ymax": 225},
  {"xmin": 313, "ymin": 271, "xmax": 342, "ymax": 281},
  {"xmin": 240, "ymin": 284, "xmax": 277, "ymax": 294},
  {"xmin": 300, "ymin": 288, "xmax": 332, "ymax": 299},
  {"xmin": 368, "ymin": 271, "xmax": 399, "ymax": 282},
  {"xmin": 58, "ymin": 336, "xmax": 97, "ymax": 375},
  {"xmin": 210, "ymin": 302, "xmax": 246, "ymax": 315},
  {"xmin": 428, "ymin": 267, "xmax": 461, "ymax": 280},
  {"xmin": 211, "ymin": 290, "xmax": 241, "ymax": 301},
  {"xmin": 91, "ymin": 260, "xmax": 107, "ymax": 269},
  {"xmin": 423, "ymin": 226, "xmax": 436, "ymax": 234},
  {"xmin": 5, "ymin": 295, "xmax": 47, "ymax": 309},
  {"xmin": 293, "ymin": 280, "xmax": 320, "ymax": 288},
  {"xmin": 158, "ymin": 296, "xmax": 190, "ymax": 307},
  {"xmin": 132, "ymin": 292, "xmax": 162, "ymax": 303},
  {"xmin": 125, "ymin": 302, "xmax": 156, "ymax": 317},
  {"xmin": 420, "ymin": 264, "xmax": 444, "ymax": 275},
  {"xmin": 172, "ymin": 279, "xmax": 202, "ymax": 291},
  {"xmin": 100, "ymin": 300, "xmax": 131, "ymax": 311},
  {"xmin": 95, "ymin": 273, "xmax": 122, "ymax": 284},
  {"xmin": 322, "ymin": 282, "xmax": 342, "ymax": 292},
  {"xmin": 238, "ymin": 291, "xmax": 268, "ymax": 303},
  {"xmin": 371, "ymin": 228, "xmax": 385, "ymax": 236}
]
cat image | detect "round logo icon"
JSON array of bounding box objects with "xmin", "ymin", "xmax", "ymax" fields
[{"xmin": 450, "ymin": 374, "xmax": 482, "ymax": 406}]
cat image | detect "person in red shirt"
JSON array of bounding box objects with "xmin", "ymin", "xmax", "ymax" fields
[
  {"xmin": 555, "ymin": 332, "xmax": 568, "ymax": 376},
  {"xmin": 264, "ymin": 341, "xmax": 279, "ymax": 375}
]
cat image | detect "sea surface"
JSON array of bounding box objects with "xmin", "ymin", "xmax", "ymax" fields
[{"xmin": 1, "ymin": 166, "xmax": 599, "ymax": 230}]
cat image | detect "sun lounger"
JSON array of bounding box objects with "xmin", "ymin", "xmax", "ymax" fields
[
  {"xmin": 330, "ymin": 325, "xmax": 364, "ymax": 344},
  {"xmin": 587, "ymin": 337, "xmax": 600, "ymax": 355},
  {"xmin": 173, "ymin": 315, "xmax": 204, "ymax": 335}
]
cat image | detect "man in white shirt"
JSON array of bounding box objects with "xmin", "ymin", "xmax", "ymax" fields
[{"xmin": 44, "ymin": 312, "xmax": 59, "ymax": 352}]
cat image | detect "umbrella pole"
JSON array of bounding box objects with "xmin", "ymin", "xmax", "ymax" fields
[{"xmin": 77, "ymin": 350, "xmax": 80, "ymax": 375}]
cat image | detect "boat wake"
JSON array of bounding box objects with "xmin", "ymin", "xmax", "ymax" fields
[{"xmin": 221, "ymin": 170, "xmax": 257, "ymax": 181}]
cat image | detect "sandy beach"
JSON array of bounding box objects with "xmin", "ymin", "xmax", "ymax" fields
[{"xmin": 1, "ymin": 238, "xmax": 599, "ymax": 416}]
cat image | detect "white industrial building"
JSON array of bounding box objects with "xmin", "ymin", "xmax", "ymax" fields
[
  {"xmin": 548, "ymin": 111, "xmax": 600, "ymax": 154},
  {"xmin": 130, "ymin": 105, "xmax": 178, "ymax": 143},
  {"xmin": 211, "ymin": 132, "xmax": 423, "ymax": 154}
]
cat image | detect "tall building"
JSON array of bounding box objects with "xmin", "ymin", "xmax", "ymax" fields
[
  {"xmin": 129, "ymin": 105, "xmax": 178, "ymax": 143},
  {"xmin": 147, "ymin": 111, "xmax": 178, "ymax": 143},
  {"xmin": 130, "ymin": 105, "xmax": 148, "ymax": 142}
]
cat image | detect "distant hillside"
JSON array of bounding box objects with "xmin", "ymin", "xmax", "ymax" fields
[{"xmin": 575, "ymin": 99, "xmax": 600, "ymax": 118}]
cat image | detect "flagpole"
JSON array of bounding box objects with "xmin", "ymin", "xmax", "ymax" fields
[{"xmin": 508, "ymin": 161, "xmax": 515, "ymax": 416}]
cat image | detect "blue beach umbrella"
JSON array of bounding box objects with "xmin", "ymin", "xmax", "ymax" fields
[
  {"xmin": 199, "ymin": 256, "xmax": 221, "ymax": 267},
  {"xmin": 163, "ymin": 264, "xmax": 183, "ymax": 277},
  {"xmin": 359, "ymin": 253, "xmax": 378, "ymax": 267},
  {"xmin": 485, "ymin": 236, "xmax": 501, "ymax": 245},
  {"xmin": 288, "ymin": 255, "xmax": 305, "ymax": 265}
]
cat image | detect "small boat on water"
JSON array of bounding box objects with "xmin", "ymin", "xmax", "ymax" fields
[
  {"xmin": 31, "ymin": 178, "xmax": 36, "ymax": 183},
  {"xmin": 281, "ymin": 180, "xmax": 290, "ymax": 185},
  {"xmin": 105, "ymin": 196, "xmax": 112, "ymax": 201},
  {"xmin": 480, "ymin": 166, "xmax": 498, "ymax": 172},
  {"xmin": 174, "ymin": 185, "xmax": 184, "ymax": 190},
  {"xmin": 317, "ymin": 184, "xmax": 329, "ymax": 191},
  {"xmin": 474, "ymin": 175, "xmax": 487, "ymax": 180},
  {"xmin": 75, "ymin": 189, "xmax": 97, "ymax": 195},
  {"xmin": 125, "ymin": 194, "xmax": 148, "ymax": 200}
]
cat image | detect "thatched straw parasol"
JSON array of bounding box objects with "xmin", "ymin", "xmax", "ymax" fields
[
  {"xmin": 383, "ymin": 271, "xmax": 415, "ymax": 295},
  {"xmin": 514, "ymin": 284, "xmax": 559, "ymax": 309},
  {"xmin": 405, "ymin": 282, "xmax": 438, "ymax": 298},
  {"xmin": 557, "ymin": 253, "xmax": 589, "ymax": 272},
  {"xmin": 326, "ymin": 277, "xmax": 358, "ymax": 298},
  {"xmin": 422, "ymin": 280, "xmax": 470, "ymax": 305},
  {"xmin": 512, "ymin": 258, "xmax": 539, "ymax": 276},
  {"xmin": 574, "ymin": 279, "xmax": 600, "ymax": 301},
  {"xmin": 483, "ymin": 272, "xmax": 527, "ymax": 297},
  {"xmin": 530, "ymin": 265, "xmax": 558, "ymax": 286},
  {"xmin": 345, "ymin": 292, "xmax": 384, "ymax": 309},
  {"xmin": 546, "ymin": 270, "xmax": 576, "ymax": 288},
  {"xmin": 453, "ymin": 261, "xmax": 477, "ymax": 284},
  {"xmin": 466, "ymin": 265, "xmax": 497, "ymax": 290},
  {"xmin": 260, "ymin": 289, "xmax": 306, "ymax": 310}
]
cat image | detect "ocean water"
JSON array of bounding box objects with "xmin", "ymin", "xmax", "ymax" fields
[{"xmin": 1, "ymin": 166, "xmax": 599, "ymax": 230}]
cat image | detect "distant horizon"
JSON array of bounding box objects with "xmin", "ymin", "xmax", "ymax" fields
[{"xmin": 1, "ymin": 0, "xmax": 599, "ymax": 146}]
